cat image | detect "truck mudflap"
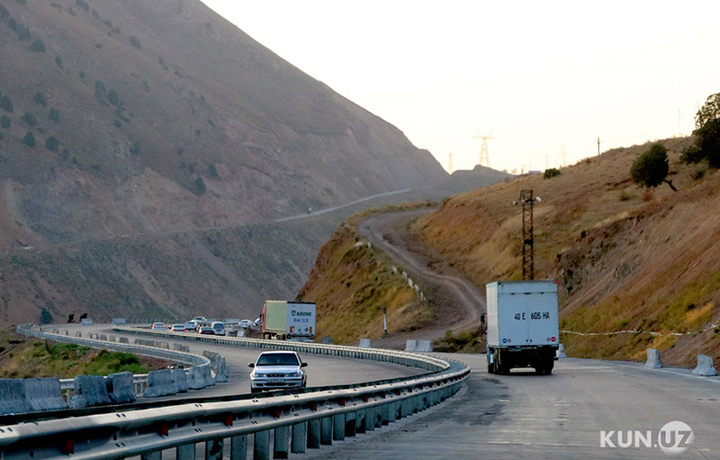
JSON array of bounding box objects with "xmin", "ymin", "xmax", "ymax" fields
[{"xmin": 487, "ymin": 345, "xmax": 558, "ymax": 375}]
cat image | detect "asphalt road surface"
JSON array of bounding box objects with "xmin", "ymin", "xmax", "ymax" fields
[
  {"xmin": 292, "ymin": 354, "xmax": 720, "ymax": 459},
  {"xmin": 62, "ymin": 324, "xmax": 425, "ymax": 398}
]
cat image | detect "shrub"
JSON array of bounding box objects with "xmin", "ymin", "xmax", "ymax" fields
[
  {"xmin": 48, "ymin": 107, "xmax": 60, "ymax": 122},
  {"xmin": 16, "ymin": 23, "xmax": 30, "ymax": 41},
  {"xmin": 55, "ymin": 55, "xmax": 63, "ymax": 68},
  {"xmin": 129, "ymin": 36, "xmax": 141, "ymax": 49},
  {"xmin": 1, "ymin": 114, "xmax": 10, "ymax": 129},
  {"xmin": 0, "ymin": 95, "xmax": 13, "ymax": 113},
  {"xmin": 194, "ymin": 176, "xmax": 206, "ymax": 194},
  {"xmin": 129, "ymin": 141, "xmax": 140, "ymax": 155},
  {"xmin": 107, "ymin": 89, "xmax": 121, "ymax": 107},
  {"xmin": 543, "ymin": 168, "xmax": 561, "ymax": 179},
  {"xmin": 143, "ymin": 80, "xmax": 150, "ymax": 92},
  {"xmin": 79, "ymin": 70, "xmax": 85, "ymax": 79},
  {"xmin": 91, "ymin": 9, "xmax": 99, "ymax": 19},
  {"xmin": 75, "ymin": 0, "xmax": 89, "ymax": 12},
  {"xmin": 94, "ymin": 80, "xmax": 108, "ymax": 106},
  {"xmin": 208, "ymin": 163, "xmax": 218, "ymax": 178},
  {"xmin": 7, "ymin": 17, "xmax": 17, "ymax": 31},
  {"xmin": 30, "ymin": 39, "xmax": 45, "ymax": 52},
  {"xmin": 630, "ymin": 142, "xmax": 676, "ymax": 191},
  {"xmin": 682, "ymin": 93, "xmax": 720, "ymax": 168},
  {"xmin": 22, "ymin": 131, "xmax": 35, "ymax": 147},
  {"xmin": 618, "ymin": 189, "xmax": 633, "ymax": 201},
  {"xmin": 40, "ymin": 308, "xmax": 53, "ymax": 324},
  {"xmin": 113, "ymin": 119, "xmax": 121, "ymax": 128},
  {"xmin": 33, "ymin": 92, "xmax": 47, "ymax": 106},
  {"xmin": 45, "ymin": 136, "xmax": 59, "ymax": 151},
  {"xmin": 21, "ymin": 112, "xmax": 37, "ymax": 126},
  {"xmin": 0, "ymin": 5, "xmax": 9, "ymax": 19}
]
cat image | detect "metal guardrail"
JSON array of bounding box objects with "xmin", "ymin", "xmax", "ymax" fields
[{"xmin": 1, "ymin": 324, "xmax": 470, "ymax": 459}]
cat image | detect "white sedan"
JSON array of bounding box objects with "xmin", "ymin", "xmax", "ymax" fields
[{"xmin": 248, "ymin": 351, "xmax": 307, "ymax": 392}]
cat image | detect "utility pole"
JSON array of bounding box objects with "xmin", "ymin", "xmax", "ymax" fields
[
  {"xmin": 519, "ymin": 189, "xmax": 535, "ymax": 280},
  {"xmin": 596, "ymin": 137, "xmax": 602, "ymax": 156},
  {"xmin": 448, "ymin": 152, "xmax": 453, "ymax": 174}
]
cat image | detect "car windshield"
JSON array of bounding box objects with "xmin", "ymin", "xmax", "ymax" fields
[{"xmin": 256, "ymin": 353, "xmax": 299, "ymax": 366}]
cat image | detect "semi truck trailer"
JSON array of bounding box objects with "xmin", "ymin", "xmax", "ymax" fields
[
  {"xmin": 261, "ymin": 301, "xmax": 316, "ymax": 341},
  {"xmin": 486, "ymin": 280, "xmax": 559, "ymax": 375}
]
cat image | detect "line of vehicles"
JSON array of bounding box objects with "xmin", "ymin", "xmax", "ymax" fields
[{"xmin": 148, "ymin": 301, "xmax": 318, "ymax": 341}]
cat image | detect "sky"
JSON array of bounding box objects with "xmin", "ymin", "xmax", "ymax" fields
[{"xmin": 201, "ymin": 1, "xmax": 720, "ymax": 173}]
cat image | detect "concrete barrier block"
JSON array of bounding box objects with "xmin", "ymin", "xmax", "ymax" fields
[
  {"xmin": 556, "ymin": 344, "xmax": 567, "ymax": 358},
  {"xmin": 75, "ymin": 331, "xmax": 82, "ymax": 338},
  {"xmin": 111, "ymin": 318, "xmax": 126, "ymax": 325},
  {"xmin": 24, "ymin": 378, "xmax": 67, "ymax": 412},
  {"xmin": 118, "ymin": 337, "xmax": 129, "ymax": 344},
  {"xmin": 692, "ymin": 354, "xmax": 718, "ymax": 376},
  {"xmin": 359, "ymin": 339, "xmax": 372, "ymax": 348},
  {"xmin": 171, "ymin": 369, "xmax": 190, "ymax": 392},
  {"xmin": 144, "ymin": 369, "xmax": 179, "ymax": 398},
  {"xmin": 405, "ymin": 340, "xmax": 418, "ymax": 352},
  {"xmin": 173, "ymin": 343, "xmax": 190, "ymax": 352},
  {"xmin": 214, "ymin": 357, "xmax": 228, "ymax": 383},
  {"xmin": 415, "ymin": 340, "xmax": 433, "ymax": 352},
  {"xmin": 107, "ymin": 372, "xmax": 136, "ymax": 404},
  {"xmin": 188, "ymin": 365, "xmax": 215, "ymax": 390},
  {"xmin": 0, "ymin": 379, "xmax": 32, "ymax": 415},
  {"xmin": 70, "ymin": 375, "xmax": 112, "ymax": 408},
  {"xmin": 644, "ymin": 348, "xmax": 662, "ymax": 369},
  {"xmin": 321, "ymin": 337, "xmax": 333, "ymax": 344}
]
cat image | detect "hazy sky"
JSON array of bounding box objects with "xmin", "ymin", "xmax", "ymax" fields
[{"xmin": 201, "ymin": 1, "xmax": 720, "ymax": 173}]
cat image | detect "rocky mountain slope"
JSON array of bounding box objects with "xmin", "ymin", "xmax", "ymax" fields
[{"xmin": 0, "ymin": 0, "xmax": 451, "ymax": 325}]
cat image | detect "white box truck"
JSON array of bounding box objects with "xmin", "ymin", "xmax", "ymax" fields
[
  {"xmin": 261, "ymin": 301, "xmax": 316, "ymax": 341},
  {"xmin": 486, "ymin": 280, "xmax": 559, "ymax": 375}
]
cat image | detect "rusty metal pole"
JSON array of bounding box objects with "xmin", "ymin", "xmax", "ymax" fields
[{"xmin": 520, "ymin": 189, "xmax": 534, "ymax": 280}]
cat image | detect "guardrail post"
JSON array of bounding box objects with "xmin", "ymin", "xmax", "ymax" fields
[
  {"xmin": 320, "ymin": 416, "xmax": 333, "ymax": 445},
  {"xmin": 291, "ymin": 422, "xmax": 306, "ymax": 454},
  {"xmin": 333, "ymin": 413, "xmax": 345, "ymax": 441},
  {"xmin": 345, "ymin": 410, "xmax": 357, "ymax": 437},
  {"xmin": 205, "ymin": 438, "xmax": 223, "ymax": 460},
  {"xmin": 355, "ymin": 408, "xmax": 366, "ymax": 434},
  {"xmin": 141, "ymin": 451, "xmax": 161, "ymax": 460},
  {"xmin": 254, "ymin": 430, "xmax": 270, "ymax": 460},
  {"xmin": 230, "ymin": 435, "xmax": 247, "ymax": 460},
  {"xmin": 307, "ymin": 418, "xmax": 321, "ymax": 448},
  {"xmin": 273, "ymin": 426, "xmax": 289, "ymax": 459},
  {"xmin": 177, "ymin": 443, "xmax": 195, "ymax": 460}
]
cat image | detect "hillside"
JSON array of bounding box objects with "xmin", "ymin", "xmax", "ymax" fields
[
  {"xmin": 0, "ymin": 0, "xmax": 451, "ymax": 325},
  {"xmin": 413, "ymin": 137, "xmax": 720, "ymax": 365},
  {"xmin": 301, "ymin": 137, "xmax": 720, "ymax": 366}
]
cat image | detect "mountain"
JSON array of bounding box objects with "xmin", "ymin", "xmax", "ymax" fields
[{"xmin": 0, "ymin": 0, "xmax": 449, "ymax": 325}]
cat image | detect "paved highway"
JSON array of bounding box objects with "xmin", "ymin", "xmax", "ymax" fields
[
  {"xmin": 63, "ymin": 324, "xmax": 426, "ymax": 397},
  {"xmin": 289, "ymin": 354, "xmax": 720, "ymax": 459}
]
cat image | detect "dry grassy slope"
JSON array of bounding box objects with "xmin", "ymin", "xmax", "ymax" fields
[
  {"xmin": 412, "ymin": 137, "xmax": 720, "ymax": 366},
  {"xmin": 297, "ymin": 204, "xmax": 435, "ymax": 344}
]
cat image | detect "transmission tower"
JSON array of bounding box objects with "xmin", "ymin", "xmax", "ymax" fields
[
  {"xmin": 473, "ymin": 131, "xmax": 496, "ymax": 167},
  {"xmin": 519, "ymin": 189, "xmax": 535, "ymax": 280}
]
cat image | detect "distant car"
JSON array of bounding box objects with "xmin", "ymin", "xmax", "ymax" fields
[
  {"xmin": 254, "ymin": 317, "xmax": 263, "ymax": 327},
  {"xmin": 248, "ymin": 351, "xmax": 307, "ymax": 392},
  {"xmin": 185, "ymin": 321, "xmax": 197, "ymax": 331},
  {"xmin": 171, "ymin": 324, "xmax": 186, "ymax": 332},
  {"xmin": 239, "ymin": 319, "xmax": 253, "ymax": 329},
  {"xmin": 191, "ymin": 316, "xmax": 207, "ymax": 323},
  {"xmin": 198, "ymin": 326, "xmax": 215, "ymax": 335},
  {"xmin": 151, "ymin": 322, "xmax": 165, "ymax": 330},
  {"xmin": 211, "ymin": 321, "xmax": 226, "ymax": 336}
]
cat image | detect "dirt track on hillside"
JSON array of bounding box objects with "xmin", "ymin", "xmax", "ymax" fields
[{"xmin": 357, "ymin": 210, "xmax": 485, "ymax": 350}]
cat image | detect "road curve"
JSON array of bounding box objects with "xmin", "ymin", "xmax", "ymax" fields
[
  {"xmin": 67, "ymin": 324, "xmax": 426, "ymax": 399},
  {"xmin": 293, "ymin": 354, "xmax": 720, "ymax": 459},
  {"xmin": 358, "ymin": 210, "xmax": 484, "ymax": 347}
]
